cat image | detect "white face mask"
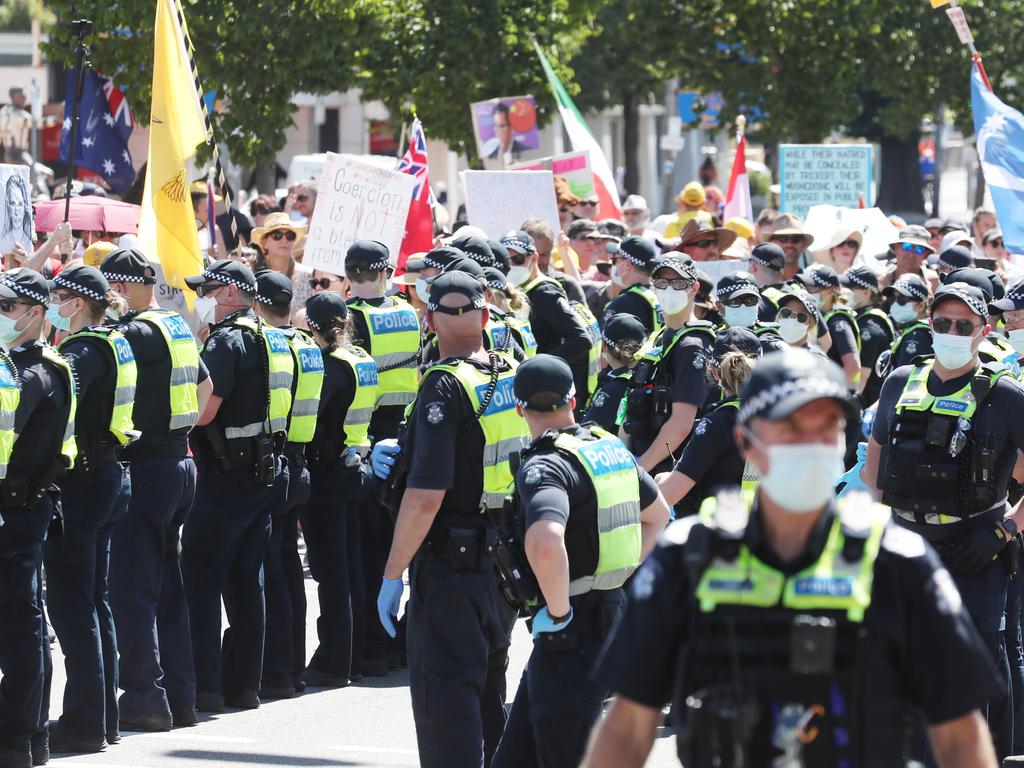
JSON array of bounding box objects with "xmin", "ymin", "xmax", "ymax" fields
[
  {"xmin": 654, "ymin": 287, "xmax": 690, "ymax": 316},
  {"xmin": 932, "ymin": 331, "xmax": 978, "ymax": 369},
  {"xmin": 778, "ymin": 317, "xmax": 808, "ymax": 344},
  {"xmin": 756, "ymin": 437, "xmax": 846, "ymax": 513},
  {"xmin": 724, "ymin": 304, "xmax": 759, "ymax": 328},
  {"xmin": 415, "ymin": 277, "xmax": 432, "ymax": 304},
  {"xmin": 507, "ymin": 265, "xmax": 531, "ymax": 288},
  {"xmin": 1008, "ymin": 328, "xmax": 1024, "ymax": 355},
  {"xmin": 194, "ymin": 296, "xmax": 217, "ymax": 325},
  {"xmin": 611, "ymin": 262, "xmax": 626, "ymax": 287},
  {"xmin": 889, "ymin": 300, "xmax": 918, "ymax": 325}
]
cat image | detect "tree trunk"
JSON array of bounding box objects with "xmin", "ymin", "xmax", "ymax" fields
[
  {"xmin": 253, "ymin": 160, "xmax": 277, "ymax": 194},
  {"xmin": 974, "ymin": 163, "xmax": 986, "ymax": 210},
  {"xmin": 876, "ymin": 133, "xmax": 924, "ymax": 215},
  {"xmin": 622, "ymin": 91, "xmax": 640, "ymax": 196}
]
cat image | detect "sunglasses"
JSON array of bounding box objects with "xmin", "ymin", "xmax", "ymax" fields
[
  {"xmin": 268, "ymin": 230, "xmax": 297, "ymax": 242},
  {"xmin": 893, "ymin": 294, "xmax": 920, "ymax": 305},
  {"xmin": 309, "ymin": 277, "xmax": 339, "ymax": 290},
  {"xmin": 652, "ymin": 278, "xmax": 694, "ymax": 291},
  {"xmin": 988, "ymin": 239, "xmax": 1005, "ymax": 249},
  {"xmin": 898, "ymin": 242, "xmax": 928, "ymax": 256},
  {"xmin": 509, "ymin": 252, "xmax": 530, "ymax": 266},
  {"xmin": 690, "ymin": 239, "xmax": 717, "ymax": 249},
  {"xmin": 194, "ymin": 283, "xmax": 225, "ymax": 298},
  {"xmin": 578, "ymin": 201, "xmax": 598, "ymax": 207},
  {"xmin": 778, "ymin": 307, "xmax": 810, "ymax": 323},
  {"xmin": 294, "ymin": 194, "xmax": 310, "ymax": 202},
  {"xmin": 771, "ymin": 235, "xmax": 805, "ymax": 245},
  {"xmin": 838, "ymin": 239, "xmax": 859, "ymax": 250},
  {"xmin": 722, "ymin": 294, "xmax": 760, "ymax": 308},
  {"xmin": 932, "ymin": 316, "xmax": 980, "ymax": 336},
  {"xmin": 559, "ymin": 206, "xmax": 571, "ymax": 214}
]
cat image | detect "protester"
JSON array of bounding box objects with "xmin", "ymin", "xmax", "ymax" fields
[
  {"xmin": 766, "ymin": 212, "xmax": 813, "ymax": 279},
  {"xmin": 657, "ymin": 181, "xmax": 714, "ymax": 237},
  {"xmin": 251, "ymin": 212, "xmax": 313, "ymax": 317},
  {"xmin": 812, "ymin": 227, "xmax": 863, "ymax": 274}
]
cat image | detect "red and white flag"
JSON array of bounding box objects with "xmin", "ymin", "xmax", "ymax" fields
[
  {"xmin": 723, "ymin": 131, "xmax": 753, "ymax": 224},
  {"xmin": 396, "ymin": 118, "xmax": 435, "ymax": 271}
]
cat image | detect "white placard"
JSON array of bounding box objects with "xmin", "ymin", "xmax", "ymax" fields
[
  {"xmin": 945, "ymin": 7, "xmax": 974, "ymax": 44},
  {"xmin": 779, "ymin": 144, "xmax": 873, "ymax": 220},
  {"xmin": 699, "ymin": 259, "xmax": 751, "ymax": 294},
  {"xmin": 460, "ymin": 170, "xmax": 560, "ymax": 240},
  {"xmin": 0, "ymin": 164, "xmax": 33, "ymax": 255},
  {"xmin": 303, "ymin": 152, "xmax": 416, "ymax": 275}
]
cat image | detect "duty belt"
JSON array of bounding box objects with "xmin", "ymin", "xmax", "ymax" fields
[{"xmin": 893, "ymin": 500, "xmax": 1007, "ymax": 541}]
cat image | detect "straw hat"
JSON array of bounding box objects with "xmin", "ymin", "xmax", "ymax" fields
[{"xmin": 251, "ymin": 211, "xmax": 306, "ymax": 244}]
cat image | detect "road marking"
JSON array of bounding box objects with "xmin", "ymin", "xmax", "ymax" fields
[
  {"xmin": 132, "ymin": 732, "xmax": 257, "ymax": 744},
  {"xmin": 331, "ymin": 745, "xmax": 420, "ymax": 755}
]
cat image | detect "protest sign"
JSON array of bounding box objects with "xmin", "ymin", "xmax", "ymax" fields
[
  {"xmin": 470, "ymin": 96, "xmax": 541, "ymax": 160},
  {"xmin": 303, "ymin": 152, "xmax": 415, "ymax": 275},
  {"xmin": 509, "ymin": 150, "xmax": 595, "ymax": 201},
  {"xmin": 0, "ymin": 164, "xmax": 33, "ymax": 255},
  {"xmin": 779, "ymin": 144, "xmax": 873, "ymax": 220},
  {"xmin": 460, "ymin": 170, "xmax": 560, "ymax": 239},
  {"xmin": 700, "ymin": 259, "xmax": 751, "ymax": 294}
]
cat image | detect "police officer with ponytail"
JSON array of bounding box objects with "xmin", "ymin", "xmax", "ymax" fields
[
  {"xmin": 182, "ymin": 260, "xmax": 293, "ymax": 713},
  {"xmin": 491, "ymin": 355, "xmax": 668, "ymax": 768},
  {"xmin": 586, "ymin": 348, "xmax": 1001, "ymax": 768},
  {"xmin": 0, "ymin": 269, "xmax": 74, "ymax": 768},
  {"xmin": 44, "ymin": 266, "xmax": 135, "ymax": 754},
  {"xmin": 584, "ymin": 314, "xmax": 647, "ymax": 433}
]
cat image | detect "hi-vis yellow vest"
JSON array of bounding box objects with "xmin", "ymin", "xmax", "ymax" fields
[
  {"xmin": 41, "ymin": 345, "xmax": 78, "ymax": 467},
  {"xmin": 522, "ymin": 273, "xmax": 600, "ymax": 396},
  {"xmin": 59, "ymin": 326, "xmax": 138, "ymax": 446},
  {"xmin": 220, "ymin": 315, "xmax": 294, "ymax": 438},
  {"xmin": 622, "ymin": 283, "xmax": 665, "ymax": 336},
  {"xmin": 329, "ymin": 344, "xmax": 379, "ymax": 456},
  {"xmin": 427, "ymin": 358, "xmax": 530, "ymax": 510},
  {"xmin": 132, "ymin": 309, "xmax": 200, "ymax": 432},
  {"xmin": 551, "ymin": 426, "xmax": 643, "ymax": 595},
  {"xmin": 0, "ymin": 350, "xmax": 19, "ymax": 480},
  {"xmin": 282, "ymin": 328, "xmax": 324, "ymax": 444},
  {"xmin": 348, "ymin": 297, "xmax": 420, "ymax": 410}
]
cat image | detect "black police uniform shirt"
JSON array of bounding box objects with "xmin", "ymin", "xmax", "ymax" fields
[
  {"xmin": 60, "ymin": 332, "xmax": 119, "ymax": 444},
  {"xmin": 597, "ymin": 503, "xmax": 999, "ymax": 739},
  {"xmin": 518, "ymin": 424, "xmax": 659, "ymax": 579},
  {"xmin": 10, "ymin": 341, "xmax": 73, "ymax": 481},
  {"xmin": 585, "ymin": 281, "xmax": 613, "ymax": 325},
  {"xmin": 672, "ymin": 399, "xmax": 743, "ymax": 517},
  {"xmin": 551, "ymin": 270, "xmax": 587, "ymax": 305},
  {"xmin": 119, "ymin": 310, "xmax": 210, "ymax": 457},
  {"xmin": 857, "ymin": 308, "xmax": 894, "ymax": 406},
  {"xmin": 308, "ymin": 347, "xmax": 356, "ymax": 471},
  {"xmin": 583, "ymin": 366, "xmax": 630, "ymax": 433},
  {"xmin": 825, "ymin": 312, "xmax": 858, "ymax": 367},
  {"xmin": 526, "ymin": 280, "xmax": 593, "ymax": 400},
  {"xmin": 891, "ymin": 325, "xmax": 933, "ymax": 369},
  {"xmin": 603, "ymin": 289, "xmax": 657, "ymax": 335},
  {"xmin": 200, "ymin": 308, "xmax": 268, "ymax": 432},
  {"xmin": 406, "ymin": 356, "xmax": 511, "ymax": 529}
]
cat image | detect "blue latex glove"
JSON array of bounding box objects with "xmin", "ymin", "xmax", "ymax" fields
[
  {"xmin": 370, "ymin": 439, "xmax": 401, "ymax": 479},
  {"xmin": 531, "ymin": 606, "xmax": 574, "ymax": 638},
  {"xmin": 837, "ymin": 441, "xmax": 868, "ymax": 498},
  {"xmin": 377, "ymin": 577, "xmax": 403, "ymax": 638}
]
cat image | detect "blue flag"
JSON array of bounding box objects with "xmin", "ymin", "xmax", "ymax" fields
[
  {"xmin": 972, "ymin": 64, "xmax": 1024, "ymax": 257},
  {"xmin": 59, "ymin": 68, "xmax": 135, "ymax": 194}
]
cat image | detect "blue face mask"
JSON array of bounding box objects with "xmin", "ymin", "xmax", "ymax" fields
[
  {"xmin": 724, "ymin": 304, "xmax": 759, "ymax": 328},
  {"xmin": 46, "ymin": 301, "xmax": 76, "ymax": 333},
  {"xmin": 0, "ymin": 307, "xmax": 31, "ymax": 346}
]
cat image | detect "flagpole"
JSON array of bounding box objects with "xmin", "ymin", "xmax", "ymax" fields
[{"xmin": 64, "ymin": 18, "xmax": 92, "ymax": 222}]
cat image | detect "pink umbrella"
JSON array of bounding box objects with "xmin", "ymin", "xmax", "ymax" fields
[{"xmin": 33, "ymin": 196, "xmax": 141, "ymax": 234}]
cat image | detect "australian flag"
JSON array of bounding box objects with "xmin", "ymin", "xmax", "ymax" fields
[
  {"xmin": 972, "ymin": 62, "xmax": 1024, "ymax": 256},
  {"xmin": 59, "ymin": 68, "xmax": 135, "ymax": 194}
]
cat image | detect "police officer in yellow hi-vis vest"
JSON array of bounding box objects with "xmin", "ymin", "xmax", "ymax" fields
[
  {"xmin": 182, "ymin": 260, "xmax": 293, "ymax": 714},
  {"xmin": 43, "ymin": 266, "xmax": 135, "ymax": 755},
  {"xmin": 0, "ymin": 268, "xmax": 73, "ymax": 768},
  {"xmin": 491, "ymin": 354, "xmax": 668, "ymax": 768},
  {"xmin": 252, "ymin": 270, "xmax": 322, "ymax": 700},
  {"xmin": 373, "ymin": 271, "xmax": 528, "ymax": 768},
  {"xmin": 100, "ymin": 247, "xmax": 211, "ymax": 734},
  {"xmin": 586, "ymin": 348, "xmax": 1001, "ymax": 768}
]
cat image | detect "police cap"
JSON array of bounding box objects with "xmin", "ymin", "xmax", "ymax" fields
[
  {"xmin": 50, "ymin": 264, "xmax": 111, "ymax": 304},
  {"xmin": 427, "ymin": 271, "xmax": 486, "ymax": 314},
  {"xmin": 716, "ymin": 271, "xmax": 760, "ymax": 300},
  {"xmin": 714, "ymin": 326, "xmax": 762, "ymax": 362},
  {"xmin": 304, "ymin": 292, "xmax": 348, "ymax": 332},
  {"xmin": 932, "ymin": 282, "xmax": 988, "ymax": 320},
  {"xmin": 184, "ymin": 259, "xmax": 257, "ymax": 293},
  {"xmin": 885, "ymin": 274, "xmax": 929, "ymax": 302},
  {"xmin": 514, "ymin": 353, "xmax": 575, "ymax": 411},
  {"xmin": 482, "ymin": 267, "xmax": 507, "ymax": 293},
  {"xmin": 255, "ymin": 269, "xmax": 294, "ymax": 309},
  {"xmin": 99, "ymin": 247, "xmax": 158, "ymax": 285},
  {"xmin": 487, "ymin": 240, "xmax": 510, "ymax": 274},
  {"xmin": 650, "ymin": 253, "xmax": 697, "ymax": 281},
  {"xmin": 750, "ymin": 243, "xmax": 786, "ymax": 272},
  {"xmin": 839, "ymin": 265, "xmax": 879, "ymax": 292},
  {"xmin": 937, "ymin": 245, "xmax": 973, "ymax": 271},
  {"xmin": 989, "ymin": 278, "xmax": 1024, "ymax": 316},
  {"xmin": 501, "ymin": 230, "xmax": 536, "ymax": 256},
  {"xmin": 422, "ymin": 246, "xmax": 465, "ymax": 271},
  {"xmin": 941, "ymin": 267, "xmax": 996, "ymax": 302},
  {"xmin": 345, "ymin": 240, "xmax": 391, "ymax": 273},
  {"xmin": 449, "ymin": 234, "xmax": 495, "ymax": 269},
  {"xmin": 738, "ymin": 348, "xmax": 856, "ymax": 426},
  {"xmin": 615, "ymin": 236, "xmax": 659, "ymax": 270},
  {"xmin": 797, "ymin": 263, "xmax": 840, "ymax": 290},
  {"xmin": 602, "ymin": 313, "xmax": 647, "ymax": 347},
  {"xmin": 0, "ymin": 267, "xmax": 55, "ymax": 305}
]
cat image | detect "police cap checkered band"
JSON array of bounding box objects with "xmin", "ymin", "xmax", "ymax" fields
[
  {"xmin": 200, "ymin": 271, "xmax": 253, "ymax": 292},
  {"xmin": 799, "ymin": 265, "xmax": 839, "ymax": 289},
  {"xmin": 749, "ymin": 243, "xmax": 786, "ymax": 271},
  {"xmin": 514, "ymin": 354, "xmax": 575, "ymax": 410},
  {"xmin": 616, "ymin": 236, "xmax": 658, "ymax": 268},
  {"xmin": 305, "ymin": 292, "xmax": 347, "ymax": 331},
  {"xmin": 890, "ymin": 277, "xmax": 929, "ymax": 302},
  {"xmin": 716, "ymin": 273, "xmax": 759, "ymax": 298},
  {"xmin": 841, "ymin": 270, "xmax": 875, "ymax": 291},
  {"xmin": 422, "ymin": 246, "xmax": 464, "ymax": 271},
  {"xmin": 185, "ymin": 259, "xmax": 257, "ymax": 293},
  {"xmin": 345, "ymin": 240, "xmax": 391, "ymax": 272},
  {"xmin": 651, "ymin": 253, "xmax": 697, "ymax": 280},
  {"xmin": 933, "ymin": 283, "xmax": 987, "ymax": 319},
  {"xmin": 99, "ymin": 247, "xmax": 158, "ymax": 285},
  {"xmin": 53, "ymin": 270, "xmax": 108, "ymax": 302},
  {"xmin": 738, "ymin": 348, "xmax": 854, "ymax": 426},
  {"xmin": 0, "ymin": 269, "xmax": 49, "ymax": 304},
  {"xmin": 501, "ymin": 230, "xmax": 535, "ymax": 254},
  {"xmin": 426, "ymin": 296, "xmax": 486, "ymax": 313}
]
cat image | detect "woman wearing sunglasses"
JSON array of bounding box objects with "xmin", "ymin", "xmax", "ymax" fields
[
  {"xmin": 250, "ymin": 212, "xmax": 311, "ymax": 319},
  {"xmin": 774, "ymin": 288, "xmax": 825, "ymax": 353},
  {"xmin": 812, "ymin": 227, "xmax": 863, "ymax": 274}
]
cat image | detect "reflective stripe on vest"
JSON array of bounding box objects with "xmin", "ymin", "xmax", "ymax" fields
[
  {"xmin": 283, "ymin": 329, "xmax": 324, "ymax": 444},
  {"xmin": 552, "ymin": 426, "xmax": 643, "ymax": 595},
  {"xmin": 428, "ymin": 359, "xmax": 530, "ymax": 509},
  {"xmin": 523, "ymin": 274, "xmax": 600, "ymax": 392},
  {"xmin": 624, "ymin": 283, "xmax": 665, "ymax": 336},
  {"xmin": 634, "ymin": 322, "xmax": 716, "ymax": 369},
  {"xmin": 222, "ymin": 315, "xmax": 294, "ymax": 439},
  {"xmin": 824, "ymin": 306, "xmax": 862, "ymax": 352},
  {"xmin": 0, "ymin": 352, "xmax": 20, "ymax": 479},
  {"xmin": 60, "ymin": 327, "xmax": 138, "ymax": 446},
  {"xmin": 329, "ymin": 344, "xmax": 379, "ymax": 456},
  {"xmin": 710, "ymin": 398, "xmax": 760, "ymax": 491},
  {"xmin": 980, "ymin": 335, "xmax": 1018, "ymax": 369},
  {"xmin": 761, "ymin": 286, "xmax": 786, "ymax": 309},
  {"xmin": 349, "ymin": 297, "xmax": 420, "ymax": 409},
  {"xmin": 696, "ymin": 491, "xmax": 887, "ymax": 622},
  {"xmin": 895, "ymin": 359, "xmax": 1004, "ymax": 419},
  {"xmin": 134, "ymin": 309, "xmax": 201, "ymax": 432},
  {"xmin": 890, "ymin": 321, "xmax": 929, "ymax": 355},
  {"xmin": 41, "ymin": 345, "xmax": 78, "ymax": 467}
]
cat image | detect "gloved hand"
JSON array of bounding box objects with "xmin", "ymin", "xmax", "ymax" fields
[
  {"xmin": 531, "ymin": 606, "xmax": 574, "ymax": 639},
  {"xmin": 377, "ymin": 577, "xmax": 403, "ymax": 638},
  {"xmin": 370, "ymin": 439, "xmax": 401, "ymax": 479},
  {"xmin": 952, "ymin": 524, "xmax": 1009, "ymax": 576},
  {"xmin": 837, "ymin": 442, "xmax": 868, "ymax": 498}
]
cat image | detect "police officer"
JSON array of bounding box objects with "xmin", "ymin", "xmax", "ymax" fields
[
  {"xmin": 345, "ymin": 239, "xmax": 421, "ymax": 675},
  {"xmin": 797, "ymin": 263, "xmax": 861, "ymax": 388},
  {"xmin": 374, "ymin": 271, "xmax": 527, "ymax": 768},
  {"xmin": 301, "ymin": 293, "xmax": 378, "ymax": 686},
  {"xmin": 942, "ymin": 267, "xmax": 1018, "ymax": 369},
  {"xmin": 491, "ymin": 355, "xmax": 669, "ymax": 768},
  {"xmin": 101, "ymin": 247, "xmax": 210, "ymax": 732},
  {"xmin": 878, "ymin": 273, "xmax": 932, "ymax": 377},
  {"xmin": 936, "ymin": 244, "xmax": 974, "ymax": 278},
  {"xmin": 482, "ymin": 267, "xmax": 534, "ymax": 361},
  {"xmin": 450, "ymin": 233, "xmax": 498, "ymax": 271},
  {"xmin": 0, "ymin": 269, "xmax": 73, "ymax": 768},
  {"xmin": 621, "ymin": 253, "xmax": 716, "ymax": 475},
  {"xmin": 841, "ymin": 265, "xmax": 894, "ymax": 407},
  {"xmin": 657, "ymin": 327, "xmax": 762, "ymax": 517},
  {"xmin": 715, "ymin": 272, "xmax": 784, "ymax": 352},
  {"xmin": 865, "ymin": 282, "xmax": 1024, "ymax": 758},
  {"xmin": 583, "ymin": 314, "xmax": 647, "ymax": 433},
  {"xmin": 748, "ymin": 242, "xmax": 790, "ymax": 319},
  {"xmin": 586, "ymin": 348, "xmax": 1001, "ymax": 767},
  {"xmin": 504, "ymin": 231, "xmax": 597, "ymax": 413},
  {"xmin": 602, "ymin": 236, "xmax": 664, "ymax": 335},
  {"xmin": 989, "ymin": 278, "xmax": 1024, "ymax": 379},
  {"xmin": 44, "ymin": 266, "xmax": 135, "ymax": 754},
  {"xmin": 182, "ymin": 260, "xmax": 293, "ymax": 712},
  {"xmin": 252, "ymin": 270, "xmax": 322, "ymax": 698}
]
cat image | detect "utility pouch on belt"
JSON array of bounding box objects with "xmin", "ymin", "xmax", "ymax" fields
[
  {"xmin": 254, "ymin": 433, "xmax": 277, "ymax": 486},
  {"xmin": 447, "ymin": 527, "xmax": 482, "ymax": 572},
  {"xmin": 790, "ymin": 615, "xmax": 837, "ymax": 675},
  {"xmin": 46, "ymin": 485, "xmax": 63, "ymax": 539},
  {"xmin": 679, "ymin": 685, "xmax": 759, "ymax": 768}
]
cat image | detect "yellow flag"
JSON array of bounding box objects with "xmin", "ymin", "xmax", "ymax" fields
[
  {"xmin": 930, "ymin": 0, "xmax": 952, "ymax": 7},
  {"xmin": 137, "ymin": 0, "xmax": 209, "ymax": 307}
]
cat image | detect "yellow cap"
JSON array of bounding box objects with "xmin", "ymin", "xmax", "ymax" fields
[
  {"xmin": 189, "ymin": 180, "xmax": 223, "ymax": 203},
  {"xmin": 725, "ymin": 216, "xmax": 754, "ymax": 240},
  {"xmin": 82, "ymin": 240, "xmax": 118, "ymax": 268},
  {"xmin": 678, "ymin": 181, "xmax": 706, "ymax": 206}
]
